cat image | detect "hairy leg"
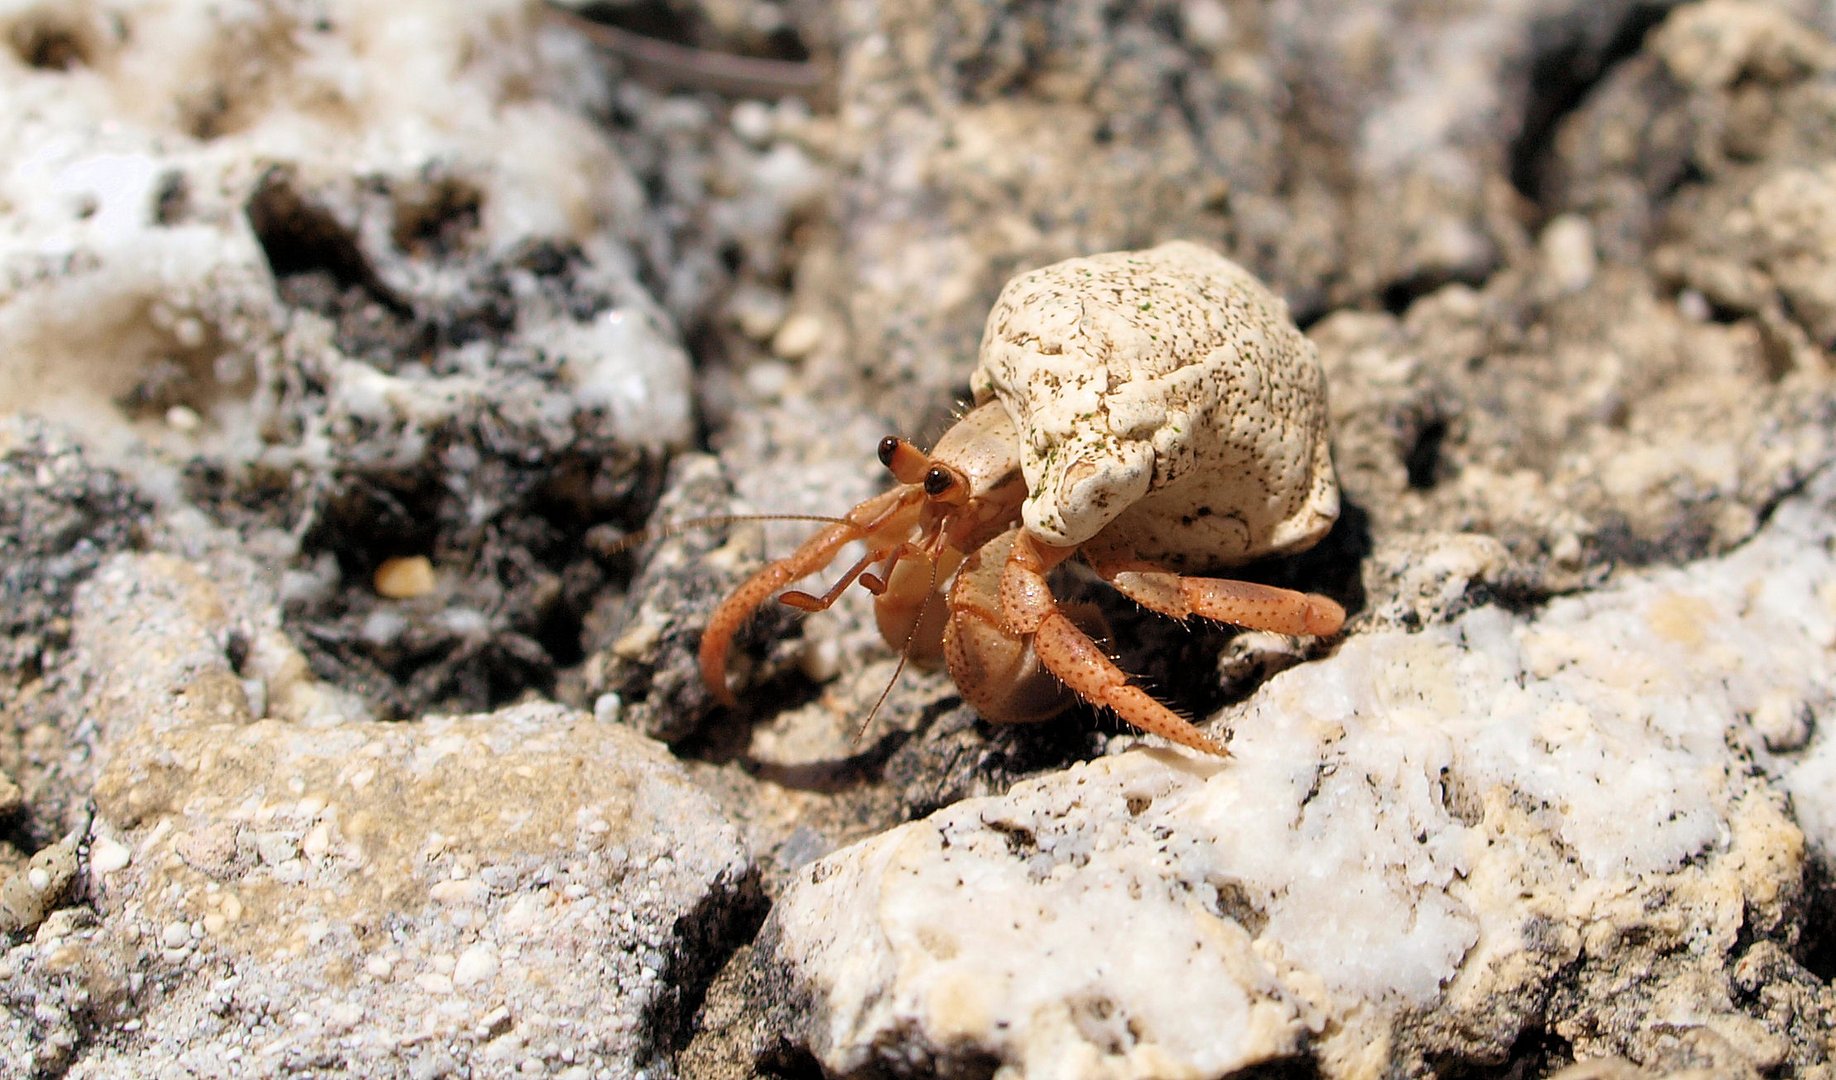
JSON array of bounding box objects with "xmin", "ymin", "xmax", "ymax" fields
[{"xmin": 997, "ymin": 531, "xmax": 1228, "ymax": 756}]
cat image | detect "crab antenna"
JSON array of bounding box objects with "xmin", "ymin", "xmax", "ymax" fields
[
  {"xmin": 855, "ymin": 544, "xmax": 945, "ymax": 744},
  {"xmin": 599, "ymin": 513, "xmax": 853, "ymax": 557},
  {"xmin": 857, "ymin": 649, "xmax": 911, "ymax": 744}
]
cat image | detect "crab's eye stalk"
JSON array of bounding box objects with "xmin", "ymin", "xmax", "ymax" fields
[
  {"xmin": 923, "ymin": 465, "xmax": 965, "ymax": 502},
  {"xmin": 879, "ymin": 436, "xmax": 931, "ymax": 484}
]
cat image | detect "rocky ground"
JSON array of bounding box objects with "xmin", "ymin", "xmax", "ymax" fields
[{"xmin": 3, "ymin": 0, "xmax": 1835, "ymax": 1077}]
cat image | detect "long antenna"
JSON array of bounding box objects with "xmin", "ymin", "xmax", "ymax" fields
[
  {"xmin": 855, "ymin": 548, "xmax": 943, "ymax": 743},
  {"xmin": 600, "ymin": 513, "xmax": 852, "ymax": 557}
]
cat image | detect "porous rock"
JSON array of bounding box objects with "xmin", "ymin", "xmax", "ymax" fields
[
  {"xmin": 4, "ymin": 0, "xmax": 1836, "ymax": 1076},
  {"xmin": 756, "ymin": 466, "xmax": 1836, "ymax": 1078},
  {"xmin": 0, "ymin": 0, "xmax": 690, "ymax": 450},
  {"xmin": 0, "ymin": 419, "xmax": 147, "ymax": 681},
  {"xmin": 0, "ymin": 551, "xmax": 757, "ymax": 1078},
  {"xmin": 588, "ymin": 453, "xmax": 782, "ymax": 744},
  {"xmin": 812, "ymin": 0, "xmax": 1690, "ymax": 424}
]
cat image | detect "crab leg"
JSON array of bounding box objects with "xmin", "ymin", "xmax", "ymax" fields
[
  {"xmin": 941, "ymin": 529, "xmax": 1076, "ymax": 723},
  {"xmin": 699, "ymin": 487, "xmax": 921, "ymax": 705},
  {"xmin": 997, "ymin": 531, "xmax": 1229, "ymax": 756},
  {"xmin": 1082, "ymin": 537, "xmax": 1345, "ymax": 637},
  {"xmin": 780, "ymin": 548, "xmax": 883, "ymax": 611}
]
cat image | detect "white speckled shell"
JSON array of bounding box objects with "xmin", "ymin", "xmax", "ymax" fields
[{"xmin": 971, "ymin": 242, "xmax": 1338, "ymax": 570}]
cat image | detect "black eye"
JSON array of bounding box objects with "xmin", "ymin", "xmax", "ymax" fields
[
  {"xmin": 923, "ymin": 467, "xmax": 954, "ymax": 497},
  {"xmin": 877, "ymin": 436, "xmax": 900, "ymax": 467}
]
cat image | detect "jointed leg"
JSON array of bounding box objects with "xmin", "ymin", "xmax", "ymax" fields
[
  {"xmin": 997, "ymin": 531, "xmax": 1229, "ymax": 756},
  {"xmin": 1082, "ymin": 537, "xmax": 1345, "ymax": 637},
  {"xmin": 942, "ymin": 528, "xmax": 1078, "ymax": 723}
]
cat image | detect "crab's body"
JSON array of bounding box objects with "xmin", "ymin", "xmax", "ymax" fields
[{"xmin": 700, "ymin": 243, "xmax": 1344, "ymax": 755}]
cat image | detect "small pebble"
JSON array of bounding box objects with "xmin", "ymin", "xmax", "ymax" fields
[
  {"xmin": 430, "ymin": 878, "xmax": 488, "ymax": 905},
  {"xmin": 302, "ymin": 821, "xmax": 332, "ymax": 859},
  {"xmin": 1753, "ymin": 692, "xmax": 1813, "ymax": 753},
  {"xmin": 730, "ymin": 285, "xmax": 787, "ymax": 341},
  {"xmin": 360, "ymin": 608, "xmax": 409, "ymax": 646},
  {"xmin": 326, "ymin": 1001, "xmax": 364, "ymax": 1031},
  {"xmin": 771, "ymin": 312, "xmax": 824, "ymax": 360},
  {"xmin": 1550, "ymin": 532, "xmax": 1584, "ymax": 568},
  {"xmin": 593, "ymin": 693, "xmax": 622, "ymax": 725},
  {"xmin": 416, "ymin": 972, "xmax": 454, "ymax": 995},
  {"xmin": 89, "ymin": 835, "xmax": 132, "ymax": 875},
  {"xmin": 612, "ymin": 622, "xmax": 661, "ymax": 662},
  {"xmin": 160, "ymin": 921, "xmax": 191, "ymax": 949},
  {"xmin": 744, "ymin": 359, "xmax": 793, "ymax": 399},
  {"xmin": 482, "ymin": 1033, "xmax": 525, "ymax": 1063},
  {"xmin": 374, "ymin": 556, "xmax": 437, "ymax": 599},
  {"xmin": 1181, "ymin": 0, "xmax": 1231, "ymax": 45},
  {"xmin": 798, "ymin": 629, "xmax": 843, "ymax": 685},
  {"xmin": 240, "ymin": 677, "xmax": 267, "ymax": 718},
  {"xmin": 252, "ymin": 831, "xmax": 299, "ymax": 866},
  {"xmin": 164, "ymin": 405, "xmax": 202, "ymax": 432},
  {"xmin": 454, "ymin": 944, "xmax": 499, "ymax": 987},
  {"xmin": 1677, "ymin": 288, "xmax": 1712, "ymax": 322},
  {"xmin": 477, "ymin": 1005, "xmax": 513, "ymax": 1038},
  {"xmin": 730, "ymin": 99, "xmax": 773, "ymax": 145},
  {"xmin": 1540, "ymin": 214, "xmax": 1597, "ymax": 294},
  {"xmin": 172, "ymin": 315, "xmax": 207, "ymax": 349},
  {"xmin": 501, "ymin": 895, "xmax": 545, "ymax": 936}
]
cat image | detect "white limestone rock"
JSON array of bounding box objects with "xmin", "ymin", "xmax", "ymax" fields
[
  {"xmin": 0, "ymin": 0, "xmax": 690, "ymax": 459},
  {"xmin": 0, "ymin": 550, "xmax": 758, "ymax": 1078},
  {"xmin": 759, "ymin": 466, "xmax": 1836, "ymax": 1077}
]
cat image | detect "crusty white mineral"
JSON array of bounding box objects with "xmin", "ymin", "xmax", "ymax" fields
[
  {"xmin": 700, "ymin": 243, "xmax": 1345, "ymax": 756},
  {"xmin": 757, "ymin": 463, "xmax": 1836, "ymax": 1080},
  {"xmin": 972, "ymin": 241, "xmax": 1339, "ymax": 568}
]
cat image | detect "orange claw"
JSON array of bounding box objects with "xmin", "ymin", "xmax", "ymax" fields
[{"xmin": 698, "ymin": 487, "xmax": 921, "ymax": 705}]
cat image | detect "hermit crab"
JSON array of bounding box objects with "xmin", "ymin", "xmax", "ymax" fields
[{"xmin": 701, "ymin": 242, "xmax": 1344, "ymax": 755}]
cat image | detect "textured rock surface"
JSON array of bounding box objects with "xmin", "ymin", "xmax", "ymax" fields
[
  {"xmin": 0, "ymin": 0, "xmax": 691, "ymax": 445},
  {"xmin": 0, "ymin": 420, "xmax": 146, "ymax": 684},
  {"xmin": 805, "ymin": 0, "xmax": 1722, "ymax": 424},
  {"xmin": 0, "ymin": 0, "xmax": 716, "ymax": 726},
  {"xmin": 759, "ymin": 465, "xmax": 1836, "ymax": 1078},
  {"xmin": 3, "ymin": 552, "xmax": 757, "ymax": 1077},
  {"xmin": 2, "ymin": 0, "xmax": 1836, "ymax": 1077}
]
